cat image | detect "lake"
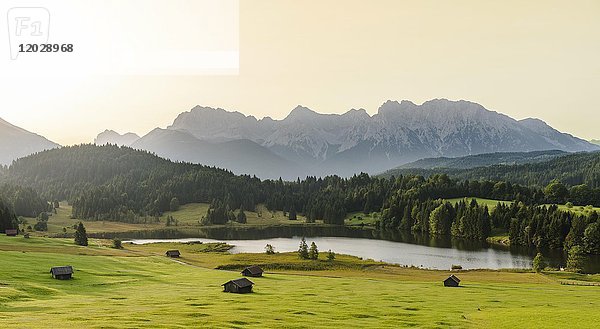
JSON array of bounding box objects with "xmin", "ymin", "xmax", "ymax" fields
[{"xmin": 126, "ymin": 236, "xmax": 534, "ymax": 270}]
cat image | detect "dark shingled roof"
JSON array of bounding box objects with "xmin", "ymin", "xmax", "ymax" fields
[
  {"xmin": 447, "ymin": 275, "xmax": 461, "ymax": 283},
  {"xmin": 243, "ymin": 265, "xmax": 263, "ymax": 275},
  {"xmin": 50, "ymin": 266, "xmax": 73, "ymax": 275},
  {"xmin": 166, "ymin": 250, "xmax": 180, "ymax": 256},
  {"xmin": 222, "ymin": 278, "xmax": 254, "ymax": 288}
]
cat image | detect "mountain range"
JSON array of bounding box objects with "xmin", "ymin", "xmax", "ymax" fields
[
  {"xmin": 94, "ymin": 99, "xmax": 599, "ymax": 179},
  {"xmin": 0, "ymin": 117, "xmax": 59, "ymax": 166}
]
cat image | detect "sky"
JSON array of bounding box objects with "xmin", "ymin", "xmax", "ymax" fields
[{"xmin": 0, "ymin": 0, "xmax": 599, "ymax": 145}]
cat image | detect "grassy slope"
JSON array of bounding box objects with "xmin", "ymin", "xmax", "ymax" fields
[
  {"xmin": 445, "ymin": 197, "xmax": 513, "ymax": 210},
  {"xmin": 1, "ymin": 236, "xmax": 599, "ymax": 328},
  {"xmin": 159, "ymin": 203, "xmax": 311, "ymax": 226},
  {"xmin": 25, "ymin": 203, "xmax": 163, "ymax": 236},
  {"xmin": 548, "ymin": 204, "xmax": 600, "ymax": 216},
  {"xmin": 27, "ymin": 203, "xmax": 318, "ymax": 237}
]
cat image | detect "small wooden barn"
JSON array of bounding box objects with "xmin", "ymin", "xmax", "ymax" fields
[
  {"xmin": 241, "ymin": 265, "xmax": 264, "ymax": 277},
  {"xmin": 222, "ymin": 278, "xmax": 254, "ymax": 293},
  {"xmin": 5, "ymin": 229, "xmax": 18, "ymax": 236},
  {"xmin": 165, "ymin": 250, "xmax": 181, "ymax": 258},
  {"xmin": 444, "ymin": 274, "xmax": 461, "ymax": 287},
  {"xmin": 50, "ymin": 266, "xmax": 74, "ymax": 280}
]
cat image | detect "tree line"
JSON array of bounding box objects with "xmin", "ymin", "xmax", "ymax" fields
[
  {"xmin": 0, "ymin": 197, "xmax": 18, "ymax": 232},
  {"xmin": 2, "ymin": 144, "xmax": 599, "ymax": 254},
  {"xmin": 383, "ymin": 151, "xmax": 600, "ymax": 204},
  {"xmin": 0, "ymin": 184, "xmax": 50, "ymax": 217}
]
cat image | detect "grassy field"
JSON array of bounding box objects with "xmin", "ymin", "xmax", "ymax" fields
[
  {"xmin": 22, "ymin": 202, "xmax": 317, "ymax": 238},
  {"xmin": 160, "ymin": 203, "xmax": 311, "ymax": 226},
  {"xmin": 1, "ymin": 235, "xmax": 599, "ymax": 328},
  {"xmin": 548, "ymin": 204, "xmax": 600, "ymax": 216},
  {"xmin": 24, "ymin": 203, "xmax": 163, "ymax": 236},
  {"xmin": 446, "ymin": 197, "xmax": 600, "ymax": 216},
  {"xmin": 345, "ymin": 212, "xmax": 379, "ymax": 226},
  {"xmin": 445, "ymin": 197, "xmax": 513, "ymax": 210},
  {"xmin": 29, "ymin": 200, "xmax": 599, "ymax": 238}
]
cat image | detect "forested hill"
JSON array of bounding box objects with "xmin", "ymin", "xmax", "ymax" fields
[
  {"xmin": 396, "ymin": 150, "xmax": 567, "ymax": 170},
  {"xmin": 3, "ymin": 144, "xmax": 265, "ymax": 219},
  {"xmin": 4, "ymin": 145, "xmax": 600, "ymax": 254},
  {"xmin": 3, "ymin": 144, "xmax": 546, "ymax": 223},
  {"xmin": 382, "ymin": 151, "xmax": 600, "ymax": 189}
]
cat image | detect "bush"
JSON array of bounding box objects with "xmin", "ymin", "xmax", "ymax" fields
[
  {"xmin": 532, "ymin": 252, "xmax": 546, "ymax": 273},
  {"xmin": 567, "ymin": 245, "xmax": 585, "ymax": 273},
  {"xmin": 451, "ymin": 264, "xmax": 462, "ymax": 270},
  {"xmin": 33, "ymin": 221, "xmax": 47, "ymax": 231},
  {"xmin": 326, "ymin": 249, "xmax": 335, "ymax": 261},
  {"xmin": 112, "ymin": 238, "xmax": 123, "ymax": 249},
  {"xmin": 565, "ymin": 202, "xmax": 574, "ymax": 209}
]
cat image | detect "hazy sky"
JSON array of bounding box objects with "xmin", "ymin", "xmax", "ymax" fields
[{"xmin": 1, "ymin": 0, "xmax": 599, "ymax": 145}]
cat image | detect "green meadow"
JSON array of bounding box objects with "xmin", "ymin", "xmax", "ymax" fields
[
  {"xmin": 1, "ymin": 235, "xmax": 599, "ymax": 328},
  {"xmin": 445, "ymin": 197, "xmax": 513, "ymax": 210},
  {"xmin": 26, "ymin": 202, "xmax": 318, "ymax": 237},
  {"xmin": 446, "ymin": 197, "xmax": 600, "ymax": 216}
]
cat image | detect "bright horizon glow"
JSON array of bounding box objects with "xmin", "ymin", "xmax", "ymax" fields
[{"xmin": 0, "ymin": 0, "xmax": 599, "ymax": 145}]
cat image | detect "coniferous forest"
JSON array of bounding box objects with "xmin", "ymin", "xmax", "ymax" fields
[{"xmin": 1, "ymin": 144, "xmax": 599, "ymax": 254}]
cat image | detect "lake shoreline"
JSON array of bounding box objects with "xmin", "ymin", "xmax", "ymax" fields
[{"xmin": 122, "ymin": 236, "xmax": 534, "ymax": 271}]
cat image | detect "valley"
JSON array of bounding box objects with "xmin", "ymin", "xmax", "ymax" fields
[
  {"xmin": 3, "ymin": 2, "xmax": 599, "ymax": 327},
  {"xmin": 1, "ymin": 235, "xmax": 599, "ymax": 328}
]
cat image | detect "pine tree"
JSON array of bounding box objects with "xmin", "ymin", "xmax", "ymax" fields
[
  {"xmin": 169, "ymin": 197, "xmax": 179, "ymax": 211},
  {"xmin": 326, "ymin": 249, "xmax": 335, "ymax": 261},
  {"xmin": 265, "ymin": 244, "xmax": 275, "ymax": 254},
  {"xmin": 298, "ymin": 237, "xmax": 309, "ymax": 259},
  {"xmin": 74, "ymin": 222, "xmax": 88, "ymax": 246},
  {"xmin": 289, "ymin": 206, "xmax": 297, "ymax": 220},
  {"xmin": 236, "ymin": 206, "xmax": 247, "ymax": 224},
  {"xmin": 308, "ymin": 242, "xmax": 319, "ymax": 260}
]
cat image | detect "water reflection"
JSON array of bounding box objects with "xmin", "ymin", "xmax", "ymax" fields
[
  {"xmin": 122, "ymin": 228, "xmax": 600, "ymax": 272},
  {"xmin": 127, "ymin": 235, "xmax": 534, "ymax": 270}
]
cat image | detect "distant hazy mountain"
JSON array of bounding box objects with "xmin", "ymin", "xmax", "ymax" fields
[
  {"xmin": 130, "ymin": 128, "xmax": 301, "ymax": 178},
  {"xmin": 381, "ymin": 151, "xmax": 600, "ymax": 189},
  {"xmin": 397, "ymin": 150, "xmax": 568, "ymax": 170},
  {"xmin": 94, "ymin": 130, "xmax": 140, "ymax": 146},
  {"xmin": 0, "ymin": 117, "xmax": 59, "ymax": 165},
  {"xmin": 104, "ymin": 99, "xmax": 599, "ymax": 179}
]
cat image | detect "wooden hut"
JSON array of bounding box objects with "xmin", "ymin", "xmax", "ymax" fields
[
  {"xmin": 50, "ymin": 266, "xmax": 73, "ymax": 280},
  {"xmin": 241, "ymin": 265, "xmax": 264, "ymax": 277},
  {"xmin": 443, "ymin": 274, "xmax": 461, "ymax": 287},
  {"xmin": 165, "ymin": 250, "xmax": 181, "ymax": 258},
  {"xmin": 222, "ymin": 278, "xmax": 254, "ymax": 293},
  {"xmin": 5, "ymin": 229, "xmax": 18, "ymax": 236}
]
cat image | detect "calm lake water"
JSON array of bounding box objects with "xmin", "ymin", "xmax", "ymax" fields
[{"xmin": 126, "ymin": 236, "xmax": 533, "ymax": 270}]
